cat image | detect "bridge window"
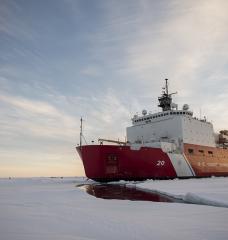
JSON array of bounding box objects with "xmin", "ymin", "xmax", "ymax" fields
[
  {"xmin": 199, "ymin": 150, "xmax": 204, "ymax": 154},
  {"xmin": 208, "ymin": 151, "xmax": 213, "ymax": 154}
]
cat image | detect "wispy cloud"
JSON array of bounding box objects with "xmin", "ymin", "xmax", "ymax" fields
[
  {"xmin": 0, "ymin": 95, "xmax": 59, "ymax": 116},
  {"xmin": 0, "ymin": 93, "xmax": 78, "ymax": 139},
  {"xmin": 123, "ymin": 0, "xmax": 228, "ymax": 79},
  {"xmin": 83, "ymin": 89, "xmax": 131, "ymax": 141}
]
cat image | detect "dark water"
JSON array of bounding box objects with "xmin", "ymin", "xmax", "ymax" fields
[
  {"xmin": 78, "ymin": 183, "xmax": 228, "ymax": 208},
  {"xmin": 81, "ymin": 184, "xmax": 184, "ymax": 203}
]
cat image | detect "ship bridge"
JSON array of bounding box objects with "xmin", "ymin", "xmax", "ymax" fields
[
  {"xmin": 127, "ymin": 79, "xmax": 216, "ymax": 148},
  {"xmin": 132, "ymin": 110, "xmax": 193, "ymax": 126}
]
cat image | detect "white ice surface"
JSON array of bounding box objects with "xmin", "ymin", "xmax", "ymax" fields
[
  {"xmin": 135, "ymin": 177, "xmax": 228, "ymax": 207},
  {"xmin": 1, "ymin": 177, "xmax": 228, "ymax": 240}
]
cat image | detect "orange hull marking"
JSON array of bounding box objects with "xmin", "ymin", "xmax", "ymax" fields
[{"xmin": 184, "ymin": 143, "xmax": 228, "ymax": 177}]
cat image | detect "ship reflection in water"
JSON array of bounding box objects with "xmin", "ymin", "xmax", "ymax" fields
[{"xmin": 82, "ymin": 184, "xmax": 181, "ymax": 203}]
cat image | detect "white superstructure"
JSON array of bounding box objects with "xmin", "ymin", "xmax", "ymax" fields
[
  {"xmin": 127, "ymin": 79, "xmax": 216, "ymax": 150},
  {"xmin": 127, "ymin": 110, "xmax": 215, "ymax": 148}
]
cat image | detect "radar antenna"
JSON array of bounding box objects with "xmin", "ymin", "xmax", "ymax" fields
[{"xmin": 158, "ymin": 79, "xmax": 177, "ymax": 111}]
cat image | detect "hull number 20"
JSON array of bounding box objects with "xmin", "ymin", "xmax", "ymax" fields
[{"xmin": 156, "ymin": 160, "xmax": 165, "ymax": 166}]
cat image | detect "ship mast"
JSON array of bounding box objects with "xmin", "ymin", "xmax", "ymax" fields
[
  {"xmin": 79, "ymin": 117, "xmax": 88, "ymax": 148},
  {"xmin": 158, "ymin": 78, "xmax": 177, "ymax": 111},
  {"xmin": 165, "ymin": 78, "xmax": 169, "ymax": 95},
  {"xmin": 80, "ymin": 117, "xmax": 82, "ymax": 148}
]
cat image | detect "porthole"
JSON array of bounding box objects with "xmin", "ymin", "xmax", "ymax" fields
[{"xmin": 188, "ymin": 149, "xmax": 194, "ymax": 154}]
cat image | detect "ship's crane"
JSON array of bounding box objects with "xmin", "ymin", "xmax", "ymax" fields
[{"xmin": 98, "ymin": 138, "xmax": 126, "ymax": 145}]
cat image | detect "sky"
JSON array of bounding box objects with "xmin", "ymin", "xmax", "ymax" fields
[{"xmin": 0, "ymin": 0, "xmax": 228, "ymax": 177}]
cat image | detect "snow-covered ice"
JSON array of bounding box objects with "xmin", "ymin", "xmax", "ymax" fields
[
  {"xmin": 1, "ymin": 177, "xmax": 228, "ymax": 240},
  {"xmin": 135, "ymin": 177, "xmax": 228, "ymax": 208}
]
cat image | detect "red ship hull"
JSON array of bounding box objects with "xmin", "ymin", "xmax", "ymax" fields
[
  {"xmin": 77, "ymin": 145, "xmax": 177, "ymax": 181},
  {"xmin": 77, "ymin": 144, "xmax": 228, "ymax": 181}
]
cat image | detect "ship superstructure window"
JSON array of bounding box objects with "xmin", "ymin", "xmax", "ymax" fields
[
  {"xmin": 208, "ymin": 151, "xmax": 213, "ymax": 154},
  {"xmin": 188, "ymin": 149, "xmax": 194, "ymax": 154},
  {"xmin": 199, "ymin": 150, "xmax": 204, "ymax": 154},
  {"xmin": 133, "ymin": 109, "xmax": 191, "ymax": 124}
]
